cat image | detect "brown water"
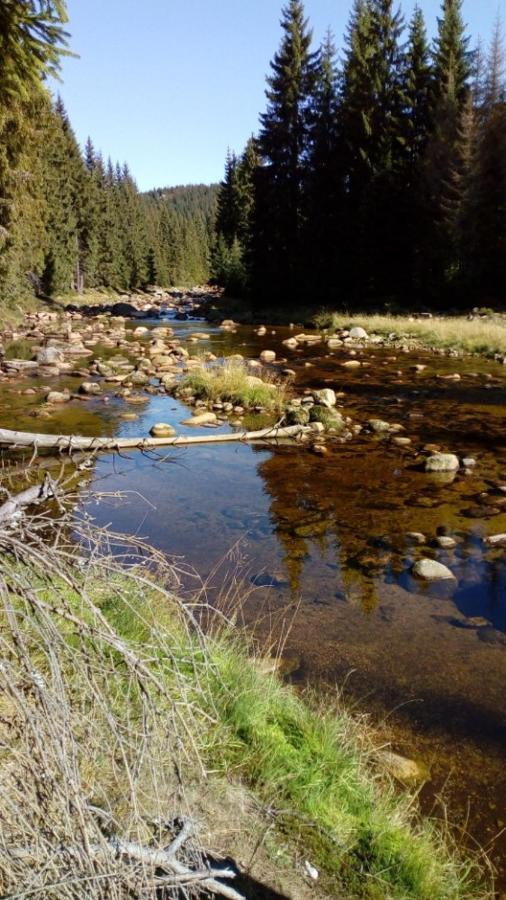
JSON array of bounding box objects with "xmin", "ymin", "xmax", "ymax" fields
[{"xmin": 1, "ymin": 316, "xmax": 505, "ymax": 883}]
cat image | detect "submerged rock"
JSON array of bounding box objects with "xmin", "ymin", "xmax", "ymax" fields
[
  {"xmin": 183, "ymin": 412, "xmax": 218, "ymax": 426},
  {"xmin": 377, "ymin": 750, "xmax": 428, "ymax": 785},
  {"xmin": 412, "ymin": 558, "xmax": 456, "ymax": 581}
]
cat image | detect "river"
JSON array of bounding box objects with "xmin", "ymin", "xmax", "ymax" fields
[{"xmin": 1, "ymin": 310, "xmax": 505, "ymax": 885}]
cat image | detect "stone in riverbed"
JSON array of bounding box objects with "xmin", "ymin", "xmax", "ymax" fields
[
  {"xmin": 425, "ymin": 452, "xmax": 460, "ymax": 472},
  {"xmin": 79, "ymin": 381, "xmax": 101, "ymax": 396},
  {"xmin": 376, "ymin": 750, "xmax": 427, "ymax": 785},
  {"xmin": 349, "ymin": 326, "xmax": 368, "ymax": 340},
  {"xmin": 260, "ymin": 350, "xmax": 276, "ymax": 363},
  {"xmin": 406, "ymin": 532, "xmax": 426, "ymax": 545},
  {"xmin": 183, "ymin": 412, "xmax": 218, "ymax": 426},
  {"xmin": 368, "ymin": 419, "xmax": 391, "ymax": 433},
  {"xmin": 46, "ymin": 390, "xmax": 70, "ymax": 404},
  {"xmin": 150, "ymin": 423, "xmax": 176, "ymax": 438},
  {"xmin": 484, "ymin": 534, "xmax": 506, "ymax": 547},
  {"xmin": 436, "ymin": 536, "xmax": 457, "ymax": 549},
  {"xmin": 37, "ymin": 347, "xmax": 64, "ymax": 366},
  {"xmin": 412, "ymin": 558, "xmax": 456, "ymax": 581},
  {"xmin": 341, "ymin": 359, "xmax": 361, "ymax": 369},
  {"xmin": 312, "ymin": 388, "xmax": 337, "ymax": 408}
]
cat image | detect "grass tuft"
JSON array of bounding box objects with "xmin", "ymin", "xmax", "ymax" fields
[{"xmin": 179, "ymin": 358, "xmax": 286, "ymax": 411}]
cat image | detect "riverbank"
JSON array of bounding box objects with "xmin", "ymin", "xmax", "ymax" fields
[
  {"xmin": 205, "ymin": 296, "xmax": 506, "ymax": 360},
  {"xmin": 0, "ymin": 518, "xmax": 489, "ymax": 899}
]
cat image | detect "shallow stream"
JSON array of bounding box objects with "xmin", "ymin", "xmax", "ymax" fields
[{"xmin": 1, "ymin": 313, "xmax": 505, "ymax": 883}]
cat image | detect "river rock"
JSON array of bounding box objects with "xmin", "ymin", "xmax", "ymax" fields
[
  {"xmin": 313, "ymin": 388, "xmax": 337, "ymax": 408},
  {"xmin": 150, "ymin": 423, "xmax": 176, "ymax": 438},
  {"xmin": 349, "ymin": 326, "xmax": 368, "ymax": 340},
  {"xmin": 79, "ymin": 381, "xmax": 101, "ymax": 395},
  {"xmin": 436, "ymin": 536, "xmax": 457, "ymax": 549},
  {"xmin": 341, "ymin": 359, "xmax": 361, "ymax": 369},
  {"xmin": 282, "ymin": 338, "xmax": 298, "ymax": 349},
  {"xmin": 484, "ymin": 534, "xmax": 506, "ymax": 547},
  {"xmin": 46, "ymin": 390, "xmax": 70, "ymax": 404},
  {"xmin": 377, "ymin": 750, "xmax": 427, "ymax": 785},
  {"xmin": 425, "ymin": 453, "xmax": 460, "ymax": 472},
  {"xmin": 406, "ymin": 532, "xmax": 426, "ymax": 545},
  {"xmin": 260, "ymin": 350, "xmax": 276, "ymax": 363},
  {"xmin": 412, "ymin": 558, "xmax": 457, "ymax": 581},
  {"xmin": 183, "ymin": 412, "xmax": 218, "ymax": 426},
  {"xmin": 368, "ymin": 419, "xmax": 391, "ymax": 433},
  {"xmin": 37, "ymin": 347, "xmax": 64, "ymax": 366}
]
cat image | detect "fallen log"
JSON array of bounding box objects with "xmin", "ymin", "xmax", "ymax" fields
[
  {"xmin": 0, "ymin": 473, "xmax": 57, "ymax": 523},
  {"xmin": 0, "ymin": 424, "xmax": 309, "ymax": 454}
]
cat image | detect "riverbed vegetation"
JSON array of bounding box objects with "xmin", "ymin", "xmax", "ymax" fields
[
  {"xmin": 0, "ymin": 518, "xmax": 489, "ymax": 899},
  {"xmin": 179, "ymin": 359, "xmax": 287, "ymax": 412}
]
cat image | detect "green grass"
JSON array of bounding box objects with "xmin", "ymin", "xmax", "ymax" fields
[
  {"xmin": 179, "ymin": 358, "xmax": 286, "ymax": 411},
  {"xmin": 0, "ymin": 545, "xmax": 489, "ymax": 899}
]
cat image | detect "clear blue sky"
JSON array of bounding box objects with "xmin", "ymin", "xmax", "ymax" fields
[{"xmin": 53, "ymin": 0, "xmax": 504, "ymax": 191}]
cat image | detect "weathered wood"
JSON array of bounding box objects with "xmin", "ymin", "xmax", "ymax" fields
[
  {"xmin": 0, "ymin": 424, "xmax": 309, "ymax": 454},
  {"xmin": 0, "ymin": 473, "xmax": 57, "ymax": 523}
]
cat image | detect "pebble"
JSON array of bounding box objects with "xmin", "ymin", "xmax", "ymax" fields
[
  {"xmin": 412, "ymin": 558, "xmax": 457, "ymax": 581},
  {"xmin": 436, "ymin": 536, "xmax": 458, "ymax": 549}
]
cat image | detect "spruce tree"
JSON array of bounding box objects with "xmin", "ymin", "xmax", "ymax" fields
[
  {"xmin": 398, "ymin": 6, "xmax": 432, "ymax": 293},
  {"xmin": 306, "ymin": 30, "xmax": 343, "ymax": 296},
  {"xmin": 424, "ymin": 0, "xmax": 472, "ymax": 298},
  {"xmin": 340, "ymin": 0, "xmax": 405, "ymax": 298},
  {"xmin": 256, "ymin": 0, "xmax": 318, "ymax": 298},
  {"xmin": 216, "ymin": 149, "xmax": 240, "ymax": 247}
]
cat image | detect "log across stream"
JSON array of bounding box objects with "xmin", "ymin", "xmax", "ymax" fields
[{"xmin": 0, "ymin": 424, "xmax": 309, "ymax": 453}]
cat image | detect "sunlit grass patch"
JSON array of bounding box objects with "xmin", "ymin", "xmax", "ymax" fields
[
  {"xmin": 313, "ymin": 311, "xmax": 506, "ymax": 356},
  {"xmin": 179, "ymin": 358, "xmax": 286, "ymax": 411}
]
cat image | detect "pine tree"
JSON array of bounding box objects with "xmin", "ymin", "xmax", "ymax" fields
[{"xmin": 255, "ymin": 0, "xmax": 318, "ymax": 298}]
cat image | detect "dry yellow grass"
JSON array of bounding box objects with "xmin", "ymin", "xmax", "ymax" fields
[{"xmin": 314, "ymin": 312, "xmax": 506, "ymax": 356}]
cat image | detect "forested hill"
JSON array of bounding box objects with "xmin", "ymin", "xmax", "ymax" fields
[
  {"xmin": 141, "ymin": 185, "xmax": 219, "ymax": 287},
  {"xmin": 0, "ymin": 4, "xmax": 217, "ymax": 309}
]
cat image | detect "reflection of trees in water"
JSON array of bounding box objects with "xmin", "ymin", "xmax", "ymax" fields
[
  {"xmin": 256, "ymin": 445, "xmax": 506, "ymax": 624},
  {"xmin": 256, "ymin": 446, "xmax": 391, "ymax": 611}
]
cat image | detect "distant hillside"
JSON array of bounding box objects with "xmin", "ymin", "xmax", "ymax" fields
[
  {"xmin": 144, "ymin": 184, "xmax": 219, "ymax": 220},
  {"xmin": 141, "ymin": 184, "xmax": 219, "ymax": 286}
]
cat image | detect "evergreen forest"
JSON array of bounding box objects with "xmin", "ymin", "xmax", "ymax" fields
[
  {"xmin": 0, "ymin": 2, "xmax": 217, "ymax": 308},
  {"xmin": 215, "ymin": 0, "xmax": 506, "ymax": 309}
]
